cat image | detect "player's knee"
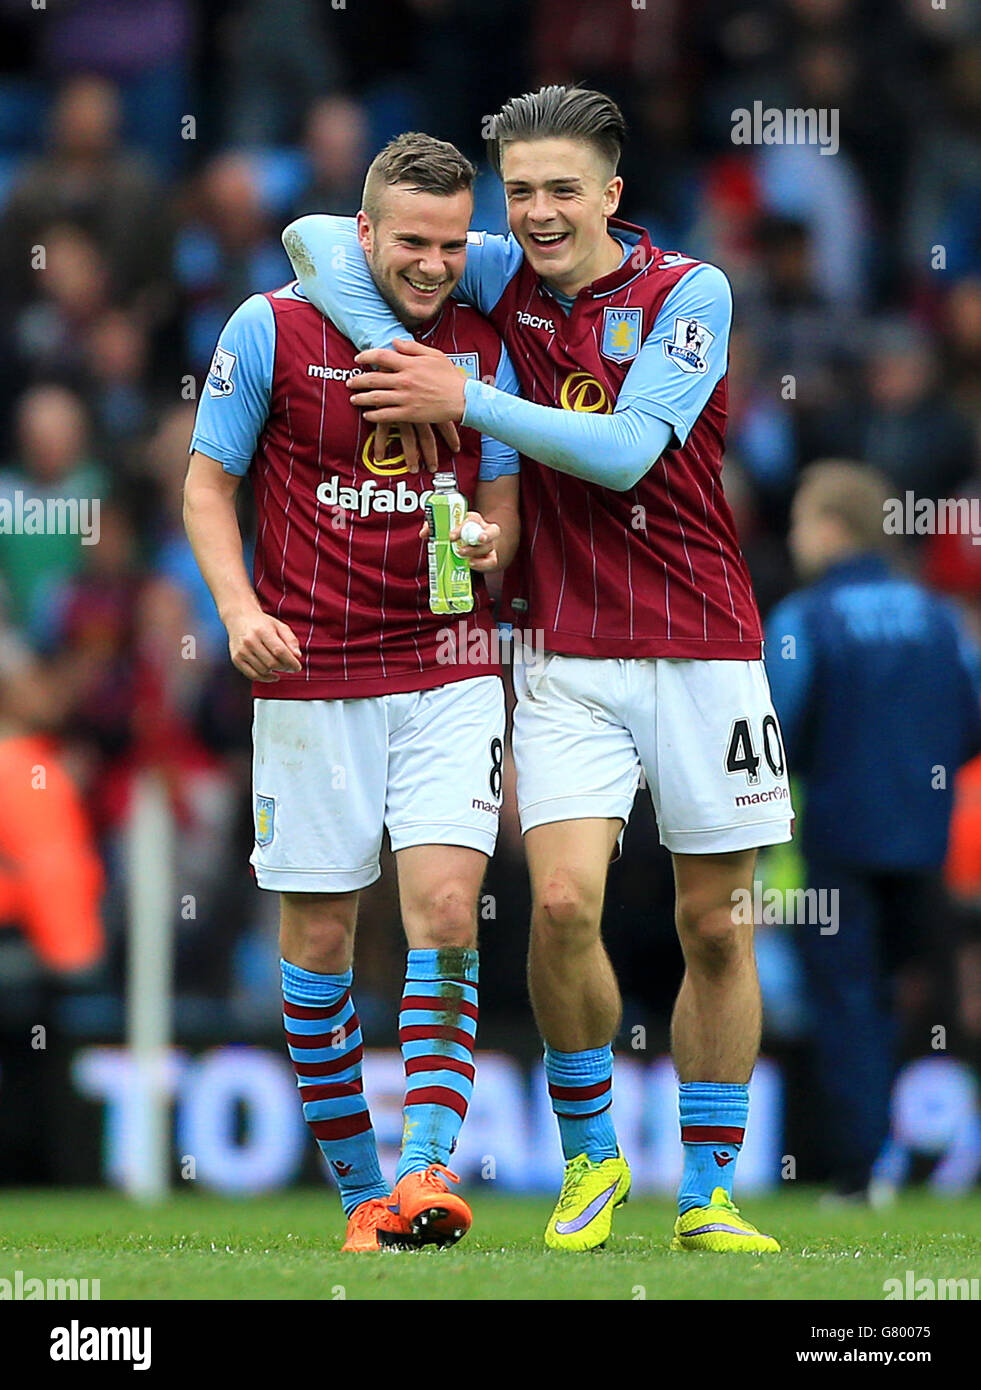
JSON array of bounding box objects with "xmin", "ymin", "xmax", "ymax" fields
[
  {"xmin": 280, "ymin": 893, "xmax": 355, "ymax": 972},
  {"xmin": 533, "ymin": 870, "xmax": 602, "ymax": 949},
  {"xmin": 676, "ymin": 896, "xmax": 748, "ymax": 974},
  {"xmin": 408, "ymin": 880, "xmax": 477, "ymax": 949}
]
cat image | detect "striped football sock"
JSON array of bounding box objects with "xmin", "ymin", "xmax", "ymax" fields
[
  {"xmin": 281, "ymin": 959, "xmax": 388, "ymax": 1216},
  {"xmin": 396, "ymin": 947, "xmax": 478, "ymax": 1182},
  {"xmin": 678, "ymin": 1080, "xmax": 749, "ymax": 1213},
  {"xmin": 545, "ymin": 1044, "xmax": 619, "ymax": 1162}
]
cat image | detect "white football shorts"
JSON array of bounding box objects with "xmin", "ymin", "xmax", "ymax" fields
[
  {"xmin": 512, "ymin": 654, "xmax": 793, "ymax": 855},
  {"xmin": 251, "ymin": 675, "xmax": 505, "ymax": 892}
]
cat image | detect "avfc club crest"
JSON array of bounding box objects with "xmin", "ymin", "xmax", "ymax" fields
[
  {"xmin": 255, "ymin": 794, "xmax": 275, "ymax": 847},
  {"xmin": 447, "ymin": 352, "xmax": 480, "ymax": 381},
  {"xmin": 206, "ymin": 345, "xmax": 238, "ymax": 397},
  {"xmin": 601, "ymin": 307, "xmax": 642, "ymax": 363},
  {"xmin": 664, "ymin": 316, "xmax": 714, "ymax": 374}
]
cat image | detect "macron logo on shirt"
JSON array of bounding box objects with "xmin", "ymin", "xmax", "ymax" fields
[
  {"xmin": 307, "ymin": 364, "xmax": 360, "ymax": 381},
  {"xmin": 516, "ymin": 310, "xmax": 556, "ymax": 334}
]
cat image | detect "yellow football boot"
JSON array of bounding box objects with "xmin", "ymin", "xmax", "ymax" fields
[
  {"xmin": 670, "ymin": 1186, "xmax": 780, "ymax": 1253},
  {"xmin": 545, "ymin": 1152, "xmax": 631, "ymax": 1251}
]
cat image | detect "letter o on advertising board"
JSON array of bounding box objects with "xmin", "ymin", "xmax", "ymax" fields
[{"xmin": 178, "ymin": 1048, "xmax": 306, "ymax": 1193}]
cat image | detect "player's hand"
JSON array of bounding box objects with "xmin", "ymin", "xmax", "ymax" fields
[
  {"xmin": 349, "ymin": 339, "xmax": 467, "ymax": 424},
  {"xmin": 376, "ymin": 420, "xmax": 461, "ymax": 474},
  {"xmin": 224, "ymin": 606, "xmax": 303, "ymax": 682},
  {"xmin": 450, "ymin": 511, "xmax": 502, "ymax": 572}
]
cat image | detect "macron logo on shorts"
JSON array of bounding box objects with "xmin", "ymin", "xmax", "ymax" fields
[{"xmin": 734, "ymin": 786, "xmax": 789, "ymax": 808}]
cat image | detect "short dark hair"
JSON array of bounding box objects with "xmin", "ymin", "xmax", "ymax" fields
[
  {"xmin": 362, "ymin": 132, "xmax": 476, "ymax": 221},
  {"xmin": 485, "ymin": 85, "xmax": 626, "ymax": 177}
]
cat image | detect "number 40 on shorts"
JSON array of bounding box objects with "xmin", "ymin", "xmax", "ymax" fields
[{"xmin": 725, "ymin": 715, "xmax": 785, "ymax": 786}]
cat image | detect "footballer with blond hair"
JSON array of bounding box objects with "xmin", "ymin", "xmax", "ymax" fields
[{"xmin": 185, "ymin": 133, "xmax": 520, "ymax": 1252}]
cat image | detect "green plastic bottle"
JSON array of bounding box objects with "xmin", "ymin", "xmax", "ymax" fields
[{"xmin": 425, "ymin": 471, "xmax": 473, "ymax": 614}]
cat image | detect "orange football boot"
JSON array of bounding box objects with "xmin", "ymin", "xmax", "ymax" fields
[
  {"xmin": 387, "ymin": 1165, "xmax": 472, "ymax": 1247},
  {"xmin": 341, "ymin": 1197, "xmax": 413, "ymax": 1252}
]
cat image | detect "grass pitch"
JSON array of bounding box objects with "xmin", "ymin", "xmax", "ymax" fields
[{"xmin": 0, "ymin": 1188, "xmax": 978, "ymax": 1301}]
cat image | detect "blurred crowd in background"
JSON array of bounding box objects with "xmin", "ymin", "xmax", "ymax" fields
[{"xmin": 0, "ymin": 0, "xmax": 979, "ymax": 1151}]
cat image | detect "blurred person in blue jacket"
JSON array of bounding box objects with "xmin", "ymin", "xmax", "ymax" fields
[{"xmin": 766, "ymin": 459, "xmax": 981, "ymax": 1199}]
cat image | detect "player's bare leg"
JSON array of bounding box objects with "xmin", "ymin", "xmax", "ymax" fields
[
  {"xmin": 525, "ymin": 818, "xmax": 632, "ymax": 1250},
  {"xmin": 668, "ymin": 849, "xmax": 779, "ymax": 1252},
  {"xmin": 280, "ymin": 889, "xmax": 358, "ymax": 974},
  {"xmin": 395, "ymin": 843, "xmax": 483, "ymax": 952},
  {"xmin": 670, "ymin": 850, "xmax": 760, "ymax": 1083},
  {"xmin": 525, "ymin": 818, "xmax": 622, "ymax": 1048},
  {"xmin": 388, "ymin": 844, "xmax": 486, "ymax": 1245},
  {"xmin": 279, "ymin": 891, "xmax": 407, "ymax": 1250}
]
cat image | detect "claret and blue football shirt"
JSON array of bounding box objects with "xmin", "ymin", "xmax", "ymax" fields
[
  {"xmin": 190, "ymin": 280, "xmax": 519, "ymax": 698},
  {"xmin": 286, "ymin": 215, "xmax": 761, "ymax": 660}
]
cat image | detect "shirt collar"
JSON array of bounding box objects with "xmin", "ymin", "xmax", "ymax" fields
[
  {"xmin": 414, "ymin": 305, "xmax": 448, "ymax": 340},
  {"xmin": 583, "ymin": 218, "xmax": 654, "ymax": 298},
  {"xmin": 539, "ymin": 218, "xmax": 655, "ymax": 308}
]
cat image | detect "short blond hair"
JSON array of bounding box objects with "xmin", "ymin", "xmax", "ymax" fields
[
  {"xmin": 362, "ymin": 133, "xmax": 475, "ymax": 222},
  {"xmin": 795, "ymin": 459, "xmax": 892, "ymax": 552}
]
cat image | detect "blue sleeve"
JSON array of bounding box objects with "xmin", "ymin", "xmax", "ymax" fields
[
  {"xmin": 478, "ymin": 343, "xmax": 520, "ymax": 480},
  {"xmin": 458, "ymin": 230, "xmax": 524, "ymax": 315},
  {"xmin": 616, "ymin": 262, "xmax": 732, "ymax": 446},
  {"xmin": 764, "ymin": 593, "xmax": 816, "ymax": 766},
  {"xmin": 189, "ymin": 294, "xmax": 275, "ymax": 474},
  {"xmin": 282, "ymin": 215, "xmax": 525, "ymax": 345},
  {"xmin": 282, "ymin": 215, "xmax": 405, "ymax": 349},
  {"xmin": 458, "ymin": 261, "xmax": 731, "ymax": 488},
  {"xmin": 461, "ymin": 375, "xmax": 675, "ymax": 490}
]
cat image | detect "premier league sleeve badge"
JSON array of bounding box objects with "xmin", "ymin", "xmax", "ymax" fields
[
  {"xmin": 206, "ymin": 345, "xmax": 238, "ymax": 397},
  {"xmin": 664, "ymin": 316, "xmax": 714, "ymax": 373}
]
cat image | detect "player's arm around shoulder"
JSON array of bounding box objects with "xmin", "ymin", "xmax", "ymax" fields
[
  {"xmin": 283, "ymin": 214, "xmax": 404, "ymax": 349},
  {"xmin": 458, "ymin": 228, "xmax": 525, "ymax": 315},
  {"xmin": 282, "ymin": 214, "xmax": 522, "ymax": 328}
]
